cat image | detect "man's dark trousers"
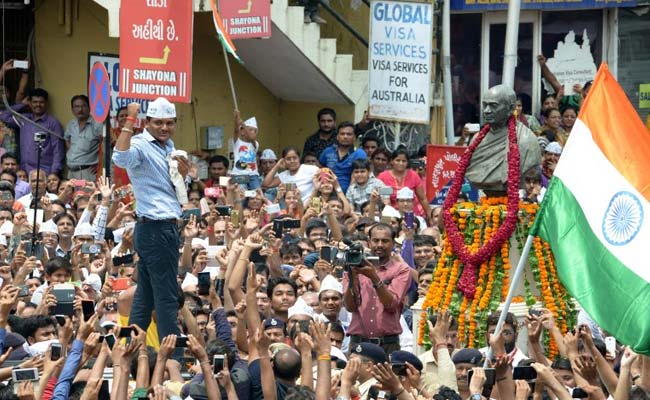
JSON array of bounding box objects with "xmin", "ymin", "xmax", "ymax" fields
[{"xmin": 129, "ymin": 221, "xmax": 181, "ymax": 344}]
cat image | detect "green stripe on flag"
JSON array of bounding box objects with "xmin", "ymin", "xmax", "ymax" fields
[{"xmin": 536, "ymin": 177, "xmax": 650, "ymax": 355}]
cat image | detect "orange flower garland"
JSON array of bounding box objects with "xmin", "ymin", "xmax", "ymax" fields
[{"xmin": 418, "ymin": 200, "xmax": 576, "ymax": 354}]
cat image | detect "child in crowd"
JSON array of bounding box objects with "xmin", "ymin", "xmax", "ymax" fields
[
  {"xmin": 232, "ymin": 110, "xmax": 261, "ymax": 190},
  {"xmin": 346, "ymin": 159, "xmax": 387, "ymax": 213}
]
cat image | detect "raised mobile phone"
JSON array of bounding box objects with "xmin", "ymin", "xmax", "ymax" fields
[
  {"xmin": 404, "ymin": 211, "xmax": 414, "ymax": 229},
  {"xmin": 378, "ymin": 187, "xmax": 393, "ymax": 196},
  {"xmin": 204, "ymin": 187, "xmax": 221, "ymax": 198},
  {"xmin": 605, "ymin": 336, "xmax": 616, "ymax": 358},
  {"xmin": 81, "ymin": 243, "xmax": 102, "ymax": 255},
  {"xmin": 465, "ymin": 123, "xmax": 481, "ymax": 133},
  {"xmin": 112, "ymin": 254, "xmax": 134, "ymax": 267},
  {"xmin": 104, "ymin": 334, "xmax": 116, "ymax": 349},
  {"xmin": 13, "ymin": 60, "xmax": 28, "ymax": 69},
  {"xmin": 54, "ymin": 315, "xmax": 67, "ymax": 326},
  {"xmin": 512, "ymin": 366, "xmax": 537, "ymax": 381},
  {"xmin": 273, "ymin": 219, "xmax": 283, "ymax": 239},
  {"xmin": 219, "ymin": 176, "xmax": 231, "ymax": 187},
  {"xmin": 12, "ymin": 368, "xmax": 38, "ymax": 382},
  {"xmin": 265, "ymin": 204, "xmax": 281, "ymax": 214},
  {"xmin": 213, "ymin": 354, "xmax": 225, "ymax": 374},
  {"xmin": 175, "ymin": 336, "xmax": 189, "ymax": 348},
  {"xmin": 112, "ymin": 278, "xmax": 132, "ymax": 291},
  {"xmin": 51, "ymin": 343, "xmax": 63, "ymax": 361},
  {"xmin": 197, "ymin": 272, "xmax": 211, "ymax": 296},
  {"xmin": 216, "ymin": 206, "xmax": 232, "ymax": 216},
  {"xmin": 118, "ymin": 326, "xmax": 133, "ymax": 338},
  {"xmin": 82, "ymin": 300, "xmax": 95, "ymax": 321},
  {"xmin": 320, "ymin": 246, "xmax": 337, "ymax": 263},
  {"xmin": 468, "ymin": 368, "xmax": 496, "ymax": 387},
  {"xmin": 310, "ymin": 197, "xmax": 322, "ymax": 213},
  {"xmin": 230, "ymin": 209, "xmax": 240, "ymax": 227}
]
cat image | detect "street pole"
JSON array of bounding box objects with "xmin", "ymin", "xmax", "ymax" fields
[
  {"xmin": 442, "ymin": 0, "xmax": 455, "ymax": 145},
  {"xmin": 502, "ymin": 0, "xmax": 522, "ymax": 88}
]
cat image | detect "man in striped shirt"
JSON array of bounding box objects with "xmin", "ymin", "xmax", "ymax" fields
[{"xmin": 112, "ymin": 98, "xmax": 190, "ymax": 352}]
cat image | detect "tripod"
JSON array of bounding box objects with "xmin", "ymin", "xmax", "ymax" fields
[{"xmin": 29, "ymin": 132, "xmax": 46, "ymax": 261}]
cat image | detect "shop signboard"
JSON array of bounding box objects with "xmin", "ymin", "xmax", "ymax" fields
[
  {"xmin": 220, "ymin": 0, "xmax": 272, "ymax": 39},
  {"xmin": 368, "ymin": 1, "xmax": 433, "ymax": 124},
  {"xmin": 119, "ymin": 0, "xmax": 194, "ymax": 103},
  {"xmin": 451, "ymin": 0, "xmax": 636, "ymax": 11}
]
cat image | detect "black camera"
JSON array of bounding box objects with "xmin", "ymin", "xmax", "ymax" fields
[{"xmin": 341, "ymin": 242, "xmax": 365, "ymax": 266}]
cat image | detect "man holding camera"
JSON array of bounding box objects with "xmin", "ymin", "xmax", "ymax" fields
[{"xmin": 342, "ymin": 223, "xmax": 411, "ymax": 353}]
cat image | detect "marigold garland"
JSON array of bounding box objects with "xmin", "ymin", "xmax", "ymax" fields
[
  {"xmin": 441, "ymin": 116, "xmax": 521, "ymax": 299},
  {"xmin": 418, "ymin": 199, "xmax": 577, "ymax": 359}
]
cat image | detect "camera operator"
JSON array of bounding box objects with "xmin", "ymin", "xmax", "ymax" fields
[{"xmin": 342, "ymin": 222, "xmax": 411, "ymax": 353}]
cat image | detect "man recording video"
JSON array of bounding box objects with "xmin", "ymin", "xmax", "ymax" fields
[{"xmin": 342, "ymin": 222, "xmax": 411, "ymax": 353}]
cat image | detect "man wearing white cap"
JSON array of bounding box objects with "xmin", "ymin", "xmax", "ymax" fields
[
  {"xmin": 287, "ymin": 297, "xmax": 314, "ymax": 334},
  {"xmin": 112, "ymin": 99, "xmax": 189, "ymax": 348},
  {"xmin": 396, "ymin": 187, "xmax": 427, "ymax": 231},
  {"xmin": 231, "ymin": 110, "xmax": 261, "ymax": 189}
]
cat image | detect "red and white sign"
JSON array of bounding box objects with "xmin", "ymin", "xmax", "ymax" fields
[
  {"xmin": 220, "ymin": 0, "xmax": 271, "ymax": 39},
  {"xmin": 119, "ymin": 0, "xmax": 194, "ymax": 103},
  {"xmin": 426, "ymin": 145, "xmax": 466, "ymax": 202}
]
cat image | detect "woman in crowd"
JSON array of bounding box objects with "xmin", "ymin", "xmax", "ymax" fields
[
  {"xmin": 561, "ymin": 105, "xmax": 578, "ymax": 133},
  {"xmin": 537, "ymin": 108, "xmax": 568, "ymax": 146},
  {"xmin": 377, "ymin": 148, "xmax": 431, "ymax": 219},
  {"xmin": 46, "ymin": 173, "xmax": 61, "ymax": 195},
  {"xmin": 263, "ymin": 146, "xmax": 319, "ymax": 206}
]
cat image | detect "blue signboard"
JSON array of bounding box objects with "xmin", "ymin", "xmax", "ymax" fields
[{"xmin": 451, "ymin": 0, "xmax": 636, "ymax": 11}]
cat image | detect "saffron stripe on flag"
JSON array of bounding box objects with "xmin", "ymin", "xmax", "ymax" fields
[
  {"xmin": 536, "ymin": 177, "xmax": 650, "ymax": 355},
  {"xmin": 209, "ymin": 0, "xmax": 241, "ymax": 63},
  {"xmin": 580, "ymin": 64, "xmax": 650, "ymax": 200},
  {"xmin": 554, "ymin": 118, "xmax": 650, "ymax": 284}
]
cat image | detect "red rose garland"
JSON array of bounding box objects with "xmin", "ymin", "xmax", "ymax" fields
[{"xmin": 442, "ymin": 115, "xmax": 521, "ymax": 299}]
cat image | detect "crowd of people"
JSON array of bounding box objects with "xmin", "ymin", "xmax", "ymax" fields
[{"xmin": 0, "ymin": 57, "xmax": 644, "ymax": 400}]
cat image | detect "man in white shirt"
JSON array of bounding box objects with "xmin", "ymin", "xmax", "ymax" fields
[{"xmin": 17, "ymin": 168, "xmax": 57, "ymax": 209}]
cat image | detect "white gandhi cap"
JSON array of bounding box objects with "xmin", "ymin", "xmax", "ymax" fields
[{"xmin": 146, "ymin": 97, "xmax": 176, "ymax": 119}]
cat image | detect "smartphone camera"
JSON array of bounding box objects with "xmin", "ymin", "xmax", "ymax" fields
[{"xmin": 213, "ymin": 354, "xmax": 225, "ymax": 375}]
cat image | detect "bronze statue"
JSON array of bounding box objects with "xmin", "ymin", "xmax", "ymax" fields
[{"xmin": 466, "ymin": 85, "xmax": 541, "ymax": 193}]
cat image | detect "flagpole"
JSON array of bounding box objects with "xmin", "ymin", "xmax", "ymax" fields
[
  {"xmin": 502, "ymin": 0, "xmax": 522, "ymax": 88},
  {"xmin": 483, "ymin": 234, "xmax": 534, "ymax": 367},
  {"xmin": 222, "ymin": 42, "xmax": 239, "ymax": 110}
]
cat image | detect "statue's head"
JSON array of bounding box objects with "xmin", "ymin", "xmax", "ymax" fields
[{"xmin": 482, "ymin": 85, "xmax": 516, "ymax": 126}]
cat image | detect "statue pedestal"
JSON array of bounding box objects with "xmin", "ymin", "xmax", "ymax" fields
[{"xmin": 415, "ymin": 200, "xmax": 576, "ymax": 356}]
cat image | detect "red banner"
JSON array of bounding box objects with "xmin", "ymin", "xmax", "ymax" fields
[
  {"xmin": 426, "ymin": 145, "xmax": 466, "ymax": 202},
  {"xmin": 220, "ymin": 0, "xmax": 271, "ymax": 39},
  {"xmin": 119, "ymin": 0, "xmax": 194, "ymax": 103}
]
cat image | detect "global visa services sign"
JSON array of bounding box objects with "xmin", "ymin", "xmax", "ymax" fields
[{"xmin": 368, "ymin": 1, "xmax": 433, "ymax": 124}]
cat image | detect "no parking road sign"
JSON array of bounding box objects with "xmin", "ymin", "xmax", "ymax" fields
[{"xmin": 89, "ymin": 62, "xmax": 111, "ymax": 123}]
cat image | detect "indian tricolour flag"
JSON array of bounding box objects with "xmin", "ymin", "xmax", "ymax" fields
[
  {"xmin": 209, "ymin": 0, "xmax": 242, "ymax": 64},
  {"xmin": 533, "ymin": 64, "xmax": 650, "ymax": 355}
]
